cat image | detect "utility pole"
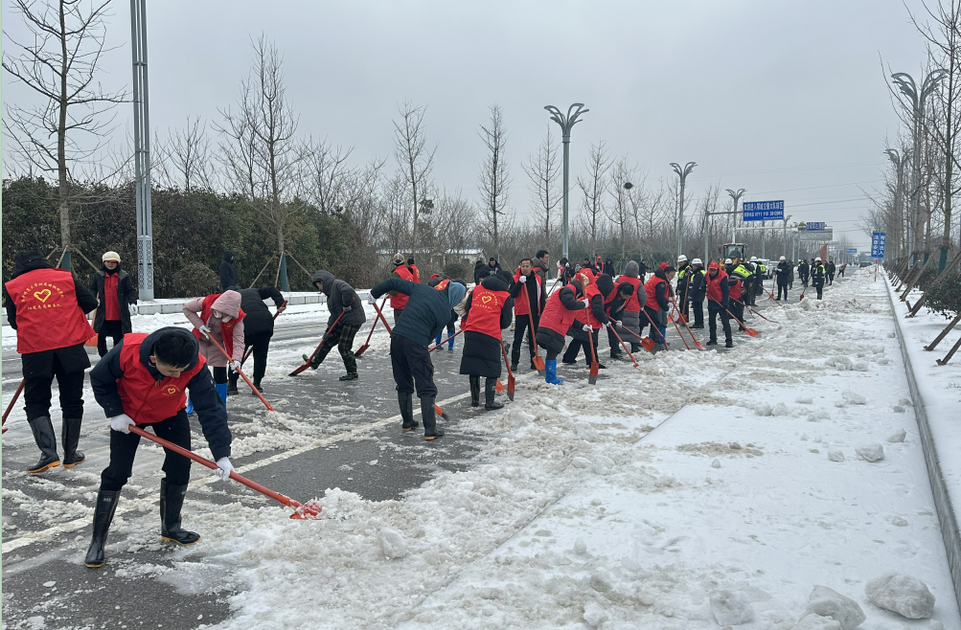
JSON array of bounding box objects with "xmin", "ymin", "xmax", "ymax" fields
[
  {"xmin": 671, "ymin": 161, "xmax": 696, "ymax": 256},
  {"xmin": 545, "ymin": 103, "xmax": 589, "ymax": 261},
  {"xmin": 130, "ymin": 0, "xmax": 154, "ymax": 299}
]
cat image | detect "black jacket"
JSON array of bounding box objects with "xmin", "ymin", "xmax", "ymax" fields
[
  {"xmin": 238, "ymin": 287, "xmax": 285, "ymax": 336},
  {"xmin": 90, "ymin": 266, "xmax": 139, "ymax": 333},
  {"xmin": 312, "ymin": 270, "xmax": 365, "ymax": 328},
  {"xmin": 687, "ymin": 268, "xmax": 706, "ymax": 302},
  {"xmin": 219, "ymin": 251, "xmax": 237, "ymax": 291},
  {"xmin": 4, "ymin": 252, "xmax": 98, "ymax": 377},
  {"xmin": 774, "ymin": 262, "xmax": 791, "ymax": 287}
]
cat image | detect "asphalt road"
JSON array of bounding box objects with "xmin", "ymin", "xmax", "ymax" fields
[{"xmin": 0, "ymin": 291, "xmax": 779, "ymax": 628}]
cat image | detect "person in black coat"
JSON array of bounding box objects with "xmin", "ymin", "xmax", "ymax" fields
[
  {"xmin": 304, "ymin": 270, "xmax": 366, "ymax": 381},
  {"xmin": 227, "ymin": 287, "xmax": 286, "ymax": 394},
  {"xmin": 460, "ymin": 273, "xmax": 514, "ymax": 410},
  {"xmin": 603, "ymin": 258, "xmax": 616, "ymax": 277},
  {"xmin": 90, "ymin": 251, "xmax": 139, "ymax": 357},
  {"xmin": 686, "ymin": 258, "xmax": 706, "ymax": 329},
  {"xmin": 473, "ymin": 260, "xmax": 489, "ymax": 285},
  {"xmin": 774, "ymin": 256, "xmax": 791, "ymax": 300},
  {"xmin": 3, "ymin": 251, "xmax": 98, "ymax": 473},
  {"xmin": 219, "ymin": 251, "xmax": 237, "ymax": 291}
]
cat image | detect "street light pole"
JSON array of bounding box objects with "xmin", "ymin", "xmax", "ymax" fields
[
  {"xmin": 130, "ymin": 0, "xmax": 154, "ymax": 299},
  {"xmin": 891, "ymin": 69, "xmax": 947, "ymax": 268},
  {"xmin": 670, "ymin": 161, "xmax": 696, "ymax": 257},
  {"xmin": 883, "ymin": 148, "xmax": 911, "ymax": 261},
  {"xmin": 782, "ymin": 215, "xmax": 792, "ymax": 258},
  {"xmin": 545, "ymin": 103, "xmax": 589, "ymax": 261},
  {"xmin": 725, "ymin": 188, "xmax": 746, "ymax": 244}
]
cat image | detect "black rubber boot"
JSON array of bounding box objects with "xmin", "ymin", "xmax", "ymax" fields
[
  {"xmin": 399, "ymin": 392, "xmax": 418, "ymax": 431},
  {"xmin": 26, "ymin": 416, "xmax": 60, "ymax": 474},
  {"xmin": 484, "ymin": 378, "xmax": 504, "ymax": 411},
  {"xmin": 339, "ymin": 353, "xmax": 358, "ymax": 381},
  {"xmin": 160, "ymin": 480, "xmax": 200, "ymax": 546},
  {"xmin": 84, "ymin": 489, "xmax": 121, "ymax": 568},
  {"xmin": 226, "ymin": 381, "xmax": 239, "ymax": 396},
  {"xmin": 61, "ymin": 417, "xmax": 85, "ymax": 468},
  {"xmin": 422, "ymin": 397, "xmax": 444, "ymax": 440},
  {"xmin": 469, "ymin": 375, "xmax": 481, "ymax": 408}
]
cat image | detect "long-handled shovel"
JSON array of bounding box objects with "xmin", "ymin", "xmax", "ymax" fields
[
  {"xmin": 129, "ymin": 426, "xmax": 320, "ymax": 519},
  {"xmin": 289, "ymin": 311, "xmax": 347, "ymax": 376},
  {"xmin": 241, "ymin": 301, "xmax": 287, "ymax": 365},
  {"xmin": 207, "ymin": 335, "xmax": 275, "ymax": 411},
  {"xmin": 739, "ymin": 300, "xmax": 780, "ymax": 324},
  {"xmin": 499, "ymin": 340, "xmax": 515, "ymax": 400},
  {"xmin": 666, "ymin": 305, "xmax": 692, "ymax": 351},
  {"xmin": 430, "ymin": 329, "xmax": 463, "ymax": 352},
  {"xmin": 609, "ymin": 326, "xmax": 639, "ymax": 367},
  {"xmin": 354, "ymin": 298, "xmax": 386, "ymax": 357},
  {"xmin": 670, "ymin": 297, "xmax": 705, "ymax": 350},
  {"xmin": 623, "ymin": 326, "xmax": 656, "ymax": 353},
  {"xmin": 641, "ymin": 309, "xmax": 670, "ymax": 349},
  {"xmin": 2, "ymin": 378, "xmax": 25, "ymax": 433},
  {"xmin": 527, "ymin": 313, "xmax": 546, "ymax": 375},
  {"xmin": 584, "ymin": 312, "xmax": 600, "ymax": 385},
  {"xmin": 370, "ymin": 299, "xmax": 393, "ymax": 334},
  {"xmin": 798, "ymin": 284, "xmax": 809, "ymax": 301},
  {"xmin": 709, "ymin": 297, "xmax": 759, "ymax": 337}
]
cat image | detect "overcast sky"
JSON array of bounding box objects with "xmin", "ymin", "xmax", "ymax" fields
[{"xmin": 2, "ymin": 0, "xmax": 932, "ymax": 250}]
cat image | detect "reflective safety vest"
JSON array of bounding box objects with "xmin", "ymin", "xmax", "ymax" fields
[
  {"xmin": 117, "ymin": 333, "xmax": 207, "ymax": 424},
  {"xmin": 463, "ymin": 284, "xmax": 509, "ymax": 338},
  {"xmin": 391, "ymin": 265, "xmax": 414, "ymax": 309},
  {"xmin": 4, "ymin": 267, "xmax": 95, "ymax": 354},
  {"xmin": 732, "ymin": 264, "xmax": 753, "ymax": 280}
]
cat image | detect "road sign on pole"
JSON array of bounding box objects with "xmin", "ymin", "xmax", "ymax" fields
[
  {"xmin": 871, "ymin": 232, "xmax": 886, "ymax": 258},
  {"xmin": 805, "ymin": 222, "xmax": 827, "ymax": 231},
  {"xmin": 742, "ymin": 200, "xmax": 784, "ymax": 221},
  {"xmin": 846, "ymin": 248, "xmax": 857, "ymax": 254}
]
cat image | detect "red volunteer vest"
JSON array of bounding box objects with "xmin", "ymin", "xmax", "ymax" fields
[
  {"xmin": 511, "ymin": 270, "xmax": 542, "ymax": 316},
  {"xmin": 391, "ymin": 265, "xmax": 414, "ymax": 309},
  {"xmin": 192, "ymin": 294, "xmax": 246, "ymax": 358},
  {"xmin": 463, "ymin": 285, "xmax": 509, "ymax": 338},
  {"xmin": 644, "ymin": 275, "xmax": 667, "ymax": 309},
  {"xmin": 539, "ymin": 286, "xmax": 582, "ymax": 336},
  {"xmin": 728, "ymin": 277, "xmax": 743, "ymax": 300},
  {"xmin": 616, "ymin": 276, "xmax": 642, "ymax": 312},
  {"xmin": 117, "ymin": 333, "xmax": 207, "ymax": 424},
  {"xmin": 434, "ymin": 278, "xmax": 450, "ymax": 291},
  {"xmin": 574, "ymin": 283, "xmax": 603, "ymax": 329},
  {"xmin": 5, "ymin": 268, "xmax": 95, "ymax": 354},
  {"xmin": 705, "ymin": 270, "xmax": 729, "ymax": 304},
  {"xmin": 410, "ymin": 264, "xmax": 421, "ymax": 284}
]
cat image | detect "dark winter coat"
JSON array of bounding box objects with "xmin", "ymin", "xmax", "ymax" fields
[
  {"xmin": 90, "ymin": 327, "xmax": 232, "ymax": 460},
  {"xmin": 687, "ymin": 268, "xmax": 706, "ymax": 302},
  {"xmin": 370, "ymin": 278, "xmax": 466, "ymax": 347},
  {"xmin": 473, "ymin": 261, "xmax": 490, "ymax": 285},
  {"xmin": 603, "ymin": 259, "xmax": 616, "ymax": 277},
  {"xmin": 774, "ymin": 262, "xmax": 791, "ymax": 287},
  {"xmin": 219, "ymin": 250, "xmax": 237, "ymax": 290},
  {"xmin": 811, "ymin": 263, "xmax": 826, "ymax": 287},
  {"xmin": 3, "ymin": 252, "xmax": 98, "ymax": 378},
  {"xmin": 90, "ymin": 266, "xmax": 139, "ymax": 333},
  {"xmin": 460, "ymin": 274, "xmax": 513, "ymax": 378},
  {"xmin": 238, "ymin": 287, "xmax": 285, "ymax": 336},
  {"xmin": 797, "ymin": 261, "xmax": 810, "ymax": 280},
  {"xmin": 312, "ymin": 270, "xmax": 366, "ymax": 328}
]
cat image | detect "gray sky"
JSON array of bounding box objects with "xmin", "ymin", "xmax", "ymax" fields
[{"xmin": 2, "ymin": 0, "xmax": 931, "ymax": 250}]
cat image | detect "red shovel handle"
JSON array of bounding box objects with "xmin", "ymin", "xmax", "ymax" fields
[
  {"xmin": 371, "ymin": 299, "xmax": 393, "ymax": 334},
  {"xmin": 2, "ymin": 379, "xmax": 25, "ymax": 426},
  {"xmin": 205, "ymin": 334, "xmax": 275, "ymax": 411},
  {"xmin": 128, "ymin": 426, "xmax": 320, "ymax": 519}
]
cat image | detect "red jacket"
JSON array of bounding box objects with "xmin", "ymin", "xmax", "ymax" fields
[
  {"xmin": 391, "ymin": 265, "xmax": 414, "ymax": 309},
  {"xmin": 4, "ymin": 267, "xmax": 95, "ymax": 354},
  {"xmin": 117, "ymin": 333, "xmax": 207, "ymax": 424},
  {"xmin": 102, "ymin": 272, "xmax": 121, "ymax": 321}
]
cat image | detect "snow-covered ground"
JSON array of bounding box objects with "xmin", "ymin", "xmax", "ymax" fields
[{"xmin": 4, "ymin": 272, "xmax": 960, "ymax": 629}]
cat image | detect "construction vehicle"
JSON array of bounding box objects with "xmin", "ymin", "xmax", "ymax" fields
[{"xmin": 720, "ymin": 243, "xmax": 746, "ymax": 265}]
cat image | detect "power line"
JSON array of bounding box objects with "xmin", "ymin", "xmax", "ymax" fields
[{"xmin": 691, "ymin": 161, "xmax": 887, "ymax": 179}]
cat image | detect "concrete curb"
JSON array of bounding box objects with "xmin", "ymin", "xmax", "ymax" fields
[{"xmin": 885, "ymin": 276, "xmax": 961, "ymax": 613}]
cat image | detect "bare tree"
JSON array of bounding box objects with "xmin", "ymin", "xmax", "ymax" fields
[
  {"xmin": 3, "ymin": 0, "xmax": 126, "ymax": 269},
  {"xmin": 216, "ymin": 35, "xmax": 302, "ymax": 277},
  {"xmin": 301, "ymin": 138, "xmax": 354, "ymax": 214},
  {"xmin": 523, "ymin": 123, "xmax": 560, "ymax": 247},
  {"xmin": 155, "ymin": 116, "xmax": 215, "ymax": 191},
  {"xmin": 607, "ymin": 157, "xmax": 637, "ymax": 269},
  {"xmin": 393, "ymin": 101, "xmax": 435, "ymax": 256},
  {"xmin": 577, "ymin": 142, "xmax": 610, "ymax": 258},
  {"xmin": 477, "ymin": 104, "xmax": 512, "ymax": 256}
]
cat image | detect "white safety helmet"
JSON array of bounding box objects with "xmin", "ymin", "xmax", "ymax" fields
[
  {"xmin": 815, "ymin": 257, "xmax": 822, "ymax": 262},
  {"xmin": 750, "ymin": 256, "xmax": 758, "ymax": 262},
  {"xmin": 724, "ymin": 258, "xmax": 733, "ymax": 265},
  {"xmin": 692, "ymin": 258, "xmax": 703, "ymax": 265},
  {"xmin": 779, "ymin": 256, "xmax": 786, "ymax": 261},
  {"xmin": 677, "ymin": 254, "xmax": 688, "ymax": 262}
]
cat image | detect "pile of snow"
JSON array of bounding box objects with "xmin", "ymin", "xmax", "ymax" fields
[
  {"xmin": 803, "ymin": 585, "xmax": 865, "ymax": 630},
  {"xmin": 865, "ymin": 572, "xmax": 935, "ymax": 619}
]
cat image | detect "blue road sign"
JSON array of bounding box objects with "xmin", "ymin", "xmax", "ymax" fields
[
  {"xmin": 871, "ymin": 232, "xmax": 886, "ymax": 258},
  {"xmin": 806, "ymin": 222, "xmax": 826, "ymax": 231},
  {"xmin": 743, "ymin": 200, "xmax": 784, "ymax": 221},
  {"xmin": 846, "ymin": 248, "xmax": 857, "ymax": 254}
]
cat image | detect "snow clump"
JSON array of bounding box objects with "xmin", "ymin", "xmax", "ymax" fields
[
  {"xmin": 803, "ymin": 585, "xmax": 866, "ymax": 630},
  {"xmin": 855, "ymin": 444, "xmax": 884, "ymax": 462},
  {"xmin": 709, "ymin": 589, "xmax": 755, "ymax": 625},
  {"xmin": 865, "ymin": 572, "xmax": 935, "ymax": 619},
  {"xmin": 841, "ymin": 390, "xmax": 866, "ymax": 405},
  {"xmin": 828, "ymin": 450, "xmax": 845, "ymax": 462},
  {"xmin": 379, "ymin": 527, "xmax": 408, "ymax": 559},
  {"xmin": 886, "ymin": 429, "xmax": 906, "ymax": 443},
  {"xmin": 825, "ymin": 356, "xmax": 853, "ymax": 370},
  {"xmin": 583, "ymin": 601, "xmax": 610, "ymax": 628},
  {"xmin": 793, "ymin": 613, "xmax": 842, "ymax": 629}
]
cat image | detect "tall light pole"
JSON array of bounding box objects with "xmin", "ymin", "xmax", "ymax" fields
[
  {"xmin": 782, "ymin": 215, "xmax": 792, "ymax": 258},
  {"xmin": 891, "ymin": 69, "xmax": 947, "ymax": 268},
  {"xmin": 130, "ymin": 0, "xmax": 154, "ymax": 299},
  {"xmin": 545, "ymin": 103, "xmax": 589, "ymax": 261},
  {"xmin": 883, "ymin": 148, "xmax": 911, "ymax": 260},
  {"xmin": 671, "ymin": 161, "xmax": 696, "ymax": 257},
  {"xmin": 725, "ymin": 188, "xmax": 746, "ymax": 243}
]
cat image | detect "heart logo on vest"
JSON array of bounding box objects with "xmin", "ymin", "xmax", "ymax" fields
[
  {"xmin": 33, "ymin": 288, "xmax": 52, "ymax": 303},
  {"xmin": 163, "ymin": 385, "xmax": 179, "ymax": 396},
  {"xmin": 481, "ymin": 294, "xmax": 493, "ymax": 305}
]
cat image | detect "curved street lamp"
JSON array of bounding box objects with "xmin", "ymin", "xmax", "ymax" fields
[
  {"xmin": 883, "ymin": 148, "xmax": 911, "ymax": 260},
  {"xmin": 725, "ymin": 187, "xmax": 746, "ymax": 245},
  {"xmin": 671, "ymin": 161, "xmax": 696, "ymax": 257},
  {"xmin": 545, "ymin": 103, "xmax": 589, "ymax": 260}
]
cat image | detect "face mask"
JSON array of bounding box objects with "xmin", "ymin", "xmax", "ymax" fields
[{"xmin": 221, "ymin": 315, "xmax": 232, "ymax": 323}]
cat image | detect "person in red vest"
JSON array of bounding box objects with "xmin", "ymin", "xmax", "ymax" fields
[
  {"xmin": 89, "ymin": 251, "xmax": 139, "ymax": 357},
  {"xmin": 644, "ymin": 264, "xmax": 675, "ymax": 352},
  {"xmin": 3, "ymin": 251, "xmax": 98, "ymax": 473},
  {"xmin": 562, "ymin": 272, "xmax": 618, "ymax": 367},
  {"xmin": 616, "ymin": 261, "xmax": 646, "ymax": 353},
  {"xmin": 508, "ymin": 258, "xmax": 545, "ymax": 371},
  {"xmin": 182, "ymin": 290, "xmax": 245, "ymax": 407},
  {"xmin": 389, "ymin": 253, "xmax": 415, "ymax": 320},
  {"xmin": 727, "ymin": 274, "xmax": 747, "ymax": 333},
  {"xmin": 605, "ymin": 281, "xmax": 636, "ymax": 359},
  {"xmin": 84, "ymin": 327, "xmax": 233, "ymax": 568},
  {"xmin": 407, "ymin": 257, "xmax": 421, "ymax": 284},
  {"xmin": 536, "ymin": 278, "xmax": 586, "ymax": 385},
  {"xmin": 705, "ymin": 261, "xmax": 733, "ymax": 347},
  {"xmin": 459, "ymin": 273, "xmax": 514, "ymax": 410}
]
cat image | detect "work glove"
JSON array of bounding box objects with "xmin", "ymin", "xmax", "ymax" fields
[
  {"xmin": 276, "ymin": 303, "xmax": 287, "ymax": 313},
  {"xmin": 581, "ymin": 298, "xmax": 590, "ymax": 307},
  {"xmin": 519, "ymin": 275, "xmax": 527, "ymax": 284},
  {"xmin": 230, "ymin": 360, "xmax": 242, "ymax": 371},
  {"xmin": 214, "ymin": 457, "xmax": 234, "ymax": 481},
  {"xmin": 198, "ymin": 324, "xmax": 211, "ymax": 339},
  {"xmin": 109, "ymin": 413, "xmax": 136, "ymax": 434},
  {"xmin": 128, "ymin": 303, "xmax": 138, "ymax": 316},
  {"xmin": 342, "ymin": 305, "xmax": 352, "ymax": 312},
  {"xmin": 368, "ymin": 294, "xmax": 377, "ymax": 305},
  {"xmin": 582, "ymin": 324, "xmax": 591, "ymax": 332}
]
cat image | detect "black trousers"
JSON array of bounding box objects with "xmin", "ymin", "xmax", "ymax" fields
[
  {"xmin": 815, "ymin": 284, "xmax": 824, "ymax": 299},
  {"xmin": 777, "ymin": 284, "xmax": 789, "ymax": 300},
  {"xmin": 511, "ymin": 314, "xmax": 539, "ymax": 366},
  {"xmin": 827, "ymin": 273, "xmax": 835, "ymax": 285},
  {"xmin": 97, "ymin": 320, "xmax": 124, "ymax": 358},
  {"xmin": 99, "ymin": 411, "xmax": 193, "ymax": 492},
  {"xmin": 23, "ymin": 357, "xmax": 85, "ymax": 421},
  {"xmin": 708, "ymin": 308, "xmax": 732, "ymax": 342},
  {"xmin": 732, "ymin": 301, "xmax": 746, "ymax": 330},
  {"xmin": 390, "ymin": 335, "xmax": 437, "ymax": 399},
  {"xmin": 690, "ymin": 300, "xmax": 704, "ymax": 327},
  {"xmin": 562, "ymin": 329, "xmax": 599, "ymax": 365},
  {"xmin": 229, "ymin": 331, "xmax": 272, "ymax": 386}
]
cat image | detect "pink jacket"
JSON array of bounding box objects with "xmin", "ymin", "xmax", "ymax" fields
[{"xmin": 183, "ymin": 291, "xmax": 245, "ymax": 367}]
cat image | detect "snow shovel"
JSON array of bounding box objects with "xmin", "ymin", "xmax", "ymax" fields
[
  {"xmin": 207, "ymin": 335, "xmax": 275, "ymax": 412},
  {"xmin": 709, "ymin": 297, "xmax": 759, "ymax": 337},
  {"xmin": 623, "ymin": 327, "xmax": 656, "ymax": 353},
  {"xmin": 609, "ymin": 327, "xmax": 639, "ymax": 368},
  {"xmin": 499, "ymin": 340, "xmax": 515, "ymax": 400},
  {"xmin": 370, "ymin": 299, "xmax": 393, "ymax": 334},
  {"xmin": 670, "ymin": 297, "xmax": 705, "ymax": 350},
  {"xmin": 746, "ymin": 304, "xmax": 779, "ymax": 324},
  {"xmin": 354, "ymin": 298, "xmax": 386, "ymax": 357},
  {"xmin": 129, "ymin": 426, "xmax": 321, "ymax": 520},
  {"xmin": 527, "ymin": 313, "xmax": 546, "ymax": 375},
  {"xmin": 430, "ymin": 329, "xmax": 463, "ymax": 352},
  {"xmin": 641, "ymin": 309, "xmax": 670, "ymax": 348},
  {"xmin": 289, "ymin": 311, "xmax": 346, "ymax": 376},
  {"xmin": 2, "ymin": 378, "xmax": 25, "ymax": 433},
  {"xmin": 242, "ymin": 301, "xmax": 287, "ymax": 364},
  {"xmin": 798, "ymin": 284, "xmax": 808, "ymax": 301},
  {"xmin": 584, "ymin": 314, "xmax": 599, "ymax": 385}
]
